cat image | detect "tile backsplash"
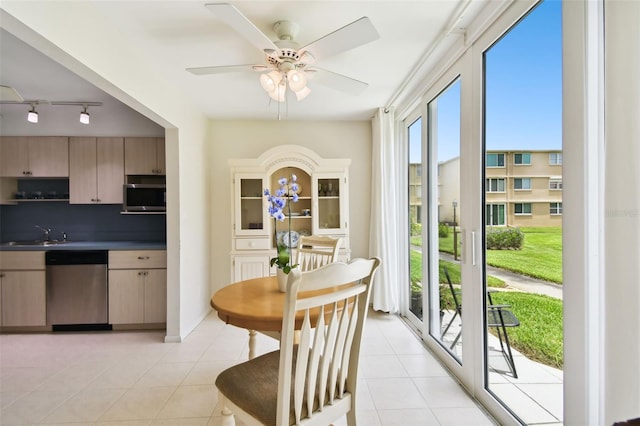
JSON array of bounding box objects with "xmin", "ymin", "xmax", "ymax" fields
[{"xmin": 0, "ymin": 202, "xmax": 166, "ymax": 242}]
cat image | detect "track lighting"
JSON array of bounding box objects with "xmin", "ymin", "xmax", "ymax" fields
[
  {"xmin": 51, "ymin": 101, "xmax": 102, "ymax": 125},
  {"xmin": 27, "ymin": 104, "xmax": 38, "ymax": 123},
  {"xmin": 79, "ymin": 106, "xmax": 90, "ymax": 124},
  {"xmin": 1, "ymin": 99, "xmax": 102, "ymax": 125}
]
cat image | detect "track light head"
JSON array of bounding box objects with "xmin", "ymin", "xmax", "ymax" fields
[
  {"xmin": 27, "ymin": 105, "xmax": 38, "ymax": 123},
  {"xmin": 80, "ymin": 106, "xmax": 90, "ymax": 124}
]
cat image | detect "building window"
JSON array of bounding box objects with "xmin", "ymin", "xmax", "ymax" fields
[
  {"xmin": 486, "ymin": 153, "xmax": 505, "ymax": 167},
  {"xmin": 486, "ymin": 204, "xmax": 506, "ymax": 226},
  {"xmin": 514, "ymin": 203, "xmax": 532, "ymax": 215},
  {"xmin": 514, "ymin": 178, "xmax": 532, "ymax": 190},
  {"xmin": 549, "ymin": 179, "xmax": 563, "ymax": 190},
  {"xmin": 514, "ymin": 152, "xmax": 532, "ymax": 165},
  {"xmin": 486, "ymin": 178, "xmax": 506, "ymax": 192},
  {"xmin": 550, "ymin": 202, "xmax": 562, "ymax": 215},
  {"xmin": 549, "ymin": 152, "xmax": 563, "ymax": 165},
  {"xmin": 416, "ymin": 164, "xmax": 422, "ymax": 177},
  {"xmin": 415, "ymin": 185, "xmax": 422, "ymax": 199}
]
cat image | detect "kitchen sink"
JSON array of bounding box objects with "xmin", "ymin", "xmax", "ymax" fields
[{"xmin": 3, "ymin": 240, "xmax": 67, "ymax": 247}]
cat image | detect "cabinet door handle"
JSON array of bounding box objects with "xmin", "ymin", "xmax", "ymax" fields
[{"xmin": 137, "ymin": 256, "xmax": 150, "ymax": 260}]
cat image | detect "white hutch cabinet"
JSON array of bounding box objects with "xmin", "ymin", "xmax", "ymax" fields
[{"xmin": 229, "ymin": 145, "xmax": 351, "ymax": 282}]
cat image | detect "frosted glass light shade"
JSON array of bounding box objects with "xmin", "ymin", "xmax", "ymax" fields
[
  {"xmin": 294, "ymin": 86, "xmax": 311, "ymax": 101},
  {"xmin": 287, "ymin": 70, "xmax": 307, "ymax": 92},
  {"xmin": 260, "ymin": 71, "xmax": 282, "ymax": 92},
  {"xmin": 27, "ymin": 110, "xmax": 38, "ymax": 123},
  {"xmin": 80, "ymin": 111, "xmax": 90, "ymax": 124}
]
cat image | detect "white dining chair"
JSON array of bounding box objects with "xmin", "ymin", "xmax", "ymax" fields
[
  {"xmin": 295, "ymin": 235, "xmax": 342, "ymax": 272},
  {"xmin": 215, "ymin": 257, "xmax": 381, "ymax": 426}
]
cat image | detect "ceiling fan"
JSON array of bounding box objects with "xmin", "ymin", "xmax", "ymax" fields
[{"xmin": 186, "ymin": 3, "xmax": 380, "ymax": 103}]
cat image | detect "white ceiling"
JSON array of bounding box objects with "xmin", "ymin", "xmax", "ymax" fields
[{"xmin": 0, "ymin": 1, "xmax": 488, "ymax": 123}]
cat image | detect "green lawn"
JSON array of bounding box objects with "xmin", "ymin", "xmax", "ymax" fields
[
  {"xmin": 485, "ymin": 227, "xmax": 562, "ymax": 283},
  {"xmin": 431, "ymin": 226, "xmax": 562, "ymax": 283},
  {"xmin": 409, "ymin": 225, "xmax": 564, "ymax": 369},
  {"xmin": 489, "ymin": 291, "xmax": 563, "ymax": 369}
]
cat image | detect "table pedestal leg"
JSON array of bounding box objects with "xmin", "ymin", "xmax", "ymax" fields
[{"xmin": 248, "ymin": 329, "xmax": 257, "ymax": 360}]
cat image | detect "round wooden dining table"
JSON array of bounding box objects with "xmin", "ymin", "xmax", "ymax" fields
[
  {"xmin": 211, "ymin": 275, "xmax": 284, "ymax": 330},
  {"xmin": 211, "ymin": 275, "xmax": 288, "ymax": 359},
  {"xmin": 211, "ymin": 274, "xmax": 353, "ymax": 359}
]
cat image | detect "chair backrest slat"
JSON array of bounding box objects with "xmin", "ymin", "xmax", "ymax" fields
[
  {"xmin": 275, "ymin": 257, "xmax": 380, "ymax": 425},
  {"xmin": 296, "ymin": 236, "xmax": 342, "ymax": 272}
]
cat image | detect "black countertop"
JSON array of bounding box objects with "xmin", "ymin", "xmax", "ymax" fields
[{"xmin": 0, "ymin": 241, "xmax": 166, "ymax": 251}]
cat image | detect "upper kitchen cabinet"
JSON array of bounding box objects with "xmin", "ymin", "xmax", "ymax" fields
[
  {"xmin": 69, "ymin": 137, "xmax": 124, "ymax": 204},
  {"xmin": 0, "ymin": 136, "xmax": 69, "ymax": 177},
  {"xmin": 124, "ymin": 137, "xmax": 165, "ymax": 175}
]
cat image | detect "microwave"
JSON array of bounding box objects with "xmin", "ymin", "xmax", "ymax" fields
[{"xmin": 123, "ymin": 184, "xmax": 166, "ymax": 212}]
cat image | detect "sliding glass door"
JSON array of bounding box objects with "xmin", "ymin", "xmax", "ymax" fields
[{"xmin": 401, "ymin": 1, "xmax": 562, "ymax": 423}]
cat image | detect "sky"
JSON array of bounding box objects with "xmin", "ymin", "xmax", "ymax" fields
[{"xmin": 409, "ymin": 0, "xmax": 562, "ymax": 163}]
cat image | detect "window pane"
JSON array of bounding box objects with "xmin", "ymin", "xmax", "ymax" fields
[
  {"xmin": 514, "ymin": 178, "xmax": 531, "ymax": 189},
  {"xmin": 484, "ymin": 1, "xmax": 563, "ymax": 421},
  {"xmin": 487, "ymin": 153, "xmax": 505, "ymax": 167},
  {"xmin": 408, "ymin": 117, "xmax": 422, "ymax": 321},
  {"xmin": 514, "ymin": 153, "xmax": 532, "ymax": 164},
  {"xmin": 430, "ymin": 78, "xmax": 462, "ymax": 359}
]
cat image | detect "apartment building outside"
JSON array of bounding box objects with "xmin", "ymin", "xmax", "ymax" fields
[{"xmin": 410, "ymin": 149, "xmax": 563, "ymax": 227}]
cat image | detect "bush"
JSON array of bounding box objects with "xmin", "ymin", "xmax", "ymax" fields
[
  {"xmin": 486, "ymin": 227, "xmax": 524, "ymax": 250},
  {"xmin": 438, "ymin": 222, "xmax": 449, "ymax": 238},
  {"xmin": 411, "ymin": 222, "xmax": 422, "ymax": 236}
]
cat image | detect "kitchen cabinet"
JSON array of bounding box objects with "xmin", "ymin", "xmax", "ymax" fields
[
  {"xmin": 0, "ymin": 136, "xmax": 69, "ymax": 177},
  {"xmin": 124, "ymin": 137, "xmax": 165, "ymax": 175},
  {"xmin": 229, "ymin": 145, "xmax": 351, "ymax": 282},
  {"xmin": 0, "ymin": 251, "xmax": 46, "ymax": 327},
  {"xmin": 69, "ymin": 137, "xmax": 124, "ymax": 204},
  {"xmin": 108, "ymin": 250, "xmax": 166, "ymax": 325}
]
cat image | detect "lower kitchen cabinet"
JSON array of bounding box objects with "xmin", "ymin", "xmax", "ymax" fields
[
  {"xmin": 108, "ymin": 269, "xmax": 167, "ymax": 324},
  {"xmin": 108, "ymin": 250, "xmax": 166, "ymax": 325},
  {"xmin": 0, "ymin": 251, "xmax": 46, "ymax": 327}
]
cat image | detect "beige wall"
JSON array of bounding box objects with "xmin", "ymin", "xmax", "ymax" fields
[{"xmin": 208, "ymin": 120, "xmax": 372, "ymax": 292}]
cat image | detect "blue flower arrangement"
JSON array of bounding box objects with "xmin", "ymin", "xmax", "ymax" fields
[{"xmin": 264, "ymin": 174, "xmax": 299, "ymax": 273}]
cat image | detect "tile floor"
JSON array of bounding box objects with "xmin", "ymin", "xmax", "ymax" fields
[{"xmin": 0, "ymin": 310, "xmax": 496, "ymax": 425}]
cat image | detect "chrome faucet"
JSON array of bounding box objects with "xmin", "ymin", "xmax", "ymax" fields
[{"xmin": 35, "ymin": 225, "xmax": 51, "ymax": 241}]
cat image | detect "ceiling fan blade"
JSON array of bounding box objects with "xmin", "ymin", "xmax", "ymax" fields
[
  {"xmin": 0, "ymin": 85, "xmax": 24, "ymax": 102},
  {"xmin": 300, "ymin": 17, "xmax": 379, "ymax": 61},
  {"xmin": 186, "ymin": 64, "xmax": 255, "ymax": 75},
  {"xmin": 307, "ymin": 68, "xmax": 369, "ymax": 96},
  {"xmin": 205, "ymin": 3, "xmax": 278, "ymax": 53}
]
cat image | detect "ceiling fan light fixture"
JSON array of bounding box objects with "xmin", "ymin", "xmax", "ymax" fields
[
  {"xmin": 294, "ymin": 86, "xmax": 311, "ymax": 101},
  {"xmin": 287, "ymin": 70, "xmax": 307, "ymax": 93},
  {"xmin": 268, "ymin": 84, "xmax": 286, "ymax": 102},
  {"xmin": 260, "ymin": 70, "xmax": 282, "ymax": 92},
  {"xmin": 79, "ymin": 106, "xmax": 90, "ymax": 124}
]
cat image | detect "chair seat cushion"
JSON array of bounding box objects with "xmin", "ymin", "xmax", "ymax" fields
[
  {"xmin": 216, "ymin": 348, "xmax": 346, "ymax": 425},
  {"xmin": 216, "ymin": 350, "xmax": 282, "ymax": 425}
]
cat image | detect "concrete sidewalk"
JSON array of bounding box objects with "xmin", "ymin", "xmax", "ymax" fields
[{"xmin": 439, "ymin": 252, "xmax": 563, "ymax": 300}]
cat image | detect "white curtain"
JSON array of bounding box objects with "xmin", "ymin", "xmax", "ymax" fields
[{"xmin": 370, "ymin": 108, "xmax": 400, "ymax": 313}]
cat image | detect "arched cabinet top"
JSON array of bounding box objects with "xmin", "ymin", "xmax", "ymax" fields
[{"xmin": 228, "ymin": 145, "xmax": 351, "ymax": 175}]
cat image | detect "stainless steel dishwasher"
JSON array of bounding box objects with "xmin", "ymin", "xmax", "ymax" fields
[{"xmin": 46, "ymin": 250, "xmax": 111, "ymax": 330}]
